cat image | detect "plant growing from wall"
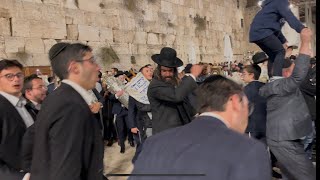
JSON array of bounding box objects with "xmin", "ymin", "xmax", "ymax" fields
[
  {"xmin": 130, "ymin": 55, "xmax": 136, "ymax": 64},
  {"xmin": 193, "ymin": 14, "xmax": 206, "ymax": 31},
  {"xmin": 99, "ymin": 47, "xmax": 120, "ymax": 65},
  {"xmin": 124, "ymin": 0, "xmax": 137, "ymax": 11}
]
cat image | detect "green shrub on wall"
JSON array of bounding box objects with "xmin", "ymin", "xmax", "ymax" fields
[
  {"xmin": 193, "ymin": 14, "xmax": 206, "ymax": 31},
  {"xmin": 99, "ymin": 47, "xmax": 120, "ymax": 65}
]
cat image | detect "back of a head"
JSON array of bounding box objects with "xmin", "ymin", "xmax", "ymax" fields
[
  {"xmin": 0, "ymin": 59, "xmax": 23, "ymax": 72},
  {"xmin": 196, "ymin": 75, "xmax": 243, "ymax": 113},
  {"xmin": 48, "ymin": 43, "xmax": 92, "ymax": 80}
]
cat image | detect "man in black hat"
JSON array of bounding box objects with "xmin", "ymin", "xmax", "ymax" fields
[{"xmin": 147, "ymin": 47, "xmax": 202, "ymax": 134}]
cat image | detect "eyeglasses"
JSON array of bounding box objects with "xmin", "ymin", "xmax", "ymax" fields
[
  {"xmin": 32, "ymin": 86, "xmax": 48, "ymax": 90},
  {"xmin": 76, "ymin": 57, "xmax": 97, "ymax": 65},
  {"xmin": 0, "ymin": 73, "xmax": 24, "ymax": 81}
]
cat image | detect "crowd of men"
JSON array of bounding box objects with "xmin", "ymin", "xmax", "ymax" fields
[{"xmin": 0, "ymin": 0, "xmax": 317, "ymax": 179}]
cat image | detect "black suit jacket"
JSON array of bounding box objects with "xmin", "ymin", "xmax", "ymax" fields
[
  {"xmin": 128, "ymin": 96, "xmax": 152, "ymax": 131},
  {"xmin": 109, "ymin": 94, "xmax": 127, "ymax": 116},
  {"xmin": 147, "ymin": 76, "xmax": 197, "ymax": 134},
  {"xmin": 0, "ymin": 94, "xmax": 27, "ymax": 170},
  {"xmin": 244, "ymin": 81, "xmax": 267, "ymax": 133},
  {"xmin": 130, "ymin": 116, "xmax": 271, "ymax": 180},
  {"xmin": 30, "ymin": 83, "xmax": 104, "ymax": 180}
]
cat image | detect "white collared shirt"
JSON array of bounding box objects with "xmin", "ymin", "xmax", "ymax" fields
[
  {"xmin": 30, "ymin": 99, "xmax": 41, "ymax": 110},
  {"xmin": 62, "ymin": 79, "xmax": 96, "ymax": 105},
  {"xmin": 0, "ymin": 91, "xmax": 34, "ymax": 128},
  {"xmin": 199, "ymin": 112, "xmax": 230, "ymax": 128}
]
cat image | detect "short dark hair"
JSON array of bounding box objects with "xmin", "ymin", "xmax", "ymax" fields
[
  {"xmin": 244, "ymin": 64, "xmax": 261, "ymax": 80},
  {"xmin": 139, "ymin": 64, "xmax": 151, "ymax": 72},
  {"xmin": 111, "ymin": 68, "xmax": 118, "ymax": 73},
  {"xmin": 22, "ymin": 74, "xmax": 42, "ymax": 95},
  {"xmin": 196, "ymin": 75, "xmax": 243, "ymax": 113},
  {"xmin": 48, "ymin": 76, "xmax": 54, "ymax": 83},
  {"xmin": 48, "ymin": 43, "xmax": 92, "ymax": 80},
  {"xmin": 0, "ymin": 59, "xmax": 23, "ymax": 72}
]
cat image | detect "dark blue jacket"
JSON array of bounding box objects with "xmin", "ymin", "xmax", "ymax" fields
[
  {"xmin": 130, "ymin": 116, "xmax": 271, "ymax": 180},
  {"xmin": 244, "ymin": 81, "xmax": 267, "ymax": 133},
  {"xmin": 249, "ymin": 0, "xmax": 305, "ymax": 42}
]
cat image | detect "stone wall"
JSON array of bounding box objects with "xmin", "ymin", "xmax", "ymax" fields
[{"xmin": 0, "ymin": 0, "xmax": 254, "ymax": 70}]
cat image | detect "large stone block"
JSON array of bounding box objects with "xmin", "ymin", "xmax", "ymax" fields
[
  {"xmin": 100, "ymin": 28, "xmax": 113, "ymax": 42},
  {"xmin": 77, "ymin": 0, "xmax": 101, "ymax": 12},
  {"xmin": 161, "ymin": 0, "xmax": 173, "ymax": 14},
  {"xmin": 12, "ymin": 18, "xmax": 30, "ymax": 37},
  {"xmin": 30, "ymin": 21, "xmax": 66, "ymax": 39},
  {"xmin": 41, "ymin": 5, "xmax": 66, "ymax": 23},
  {"xmin": 0, "ymin": 8, "xmax": 10, "ymax": 18},
  {"xmin": 18, "ymin": 2, "xmax": 42, "ymax": 21},
  {"xmin": 43, "ymin": 39, "xmax": 57, "ymax": 54},
  {"xmin": 113, "ymin": 30, "xmax": 134, "ymax": 43},
  {"xmin": 133, "ymin": 31, "xmax": 147, "ymax": 44},
  {"xmin": 77, "ymin": 25, "xmax": 100, "ymax": 41},
  {"xmin": 25, "ymin": 38, "xmax": 44, "ymax": 54},
  {"xmin": 0, "ymin": 18, "xmax": 10, "ymax": 36},
  {"xmin": 31, "ymin": 53, "xmax": 51, "ymax": 66},
  {"xmin": 67, "ymin": 24, "xmax": 79, "ymax": 40},
  {"xmin": 147, "ymin": 33, "xmax": 159, "ymax": 45},
  {"xmin": 21, "ymin": 0, "xmax": 42, "ymax": 3},
  {"xmin": 43, "ymin": 0, "xmax": 61, "ymax": 5},
  {"xmin": 5, "ymin": 36, "xmax": 25, "ymax": 53},
  {"xmin": 62, "ymin": 0, "xmax": 78, "ymax": 9},
  {"xmin": 111, "ymin": 43, "xmax": 129, "ymax": 55}
]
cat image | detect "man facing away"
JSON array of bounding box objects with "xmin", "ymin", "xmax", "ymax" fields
[
  {"xmin": 259, "ymin": 28, "xmax": 316, "ymax": 180},
  {"xmin": 130, "ymin": 75, "xmax": 271, "ymax": 180},
  {"xmin": 30, "ymin": 43, "xmax": 106, "ymax": 180},
  {"xmin": 147, "ymin": 47, "xmax": 202, "ymax": 134}
]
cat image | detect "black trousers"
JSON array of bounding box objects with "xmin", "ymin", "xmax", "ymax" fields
[
  {"xmin": 267, "ymin": 138, "xmax": 316, "ymax": 180},
  {"xmin": 254, "ymin": 33, "xmax": 286, "ymax": 77},
  {"xmin": 0, "ymin": 165, "xmax": 24, "ymax": 180},
  {"xmin": 115, "ymin": 114, "xmax": 133, "ymax": 146}
]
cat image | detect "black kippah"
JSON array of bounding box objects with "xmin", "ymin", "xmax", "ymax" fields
[{"xmin": 48, "ymin": 42, "xmax": 70, "ymax": 61}]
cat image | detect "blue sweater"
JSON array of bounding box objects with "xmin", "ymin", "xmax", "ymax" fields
[{"xmin": 249, "ymin": 0, "xmax": 305, "ymax": 42}]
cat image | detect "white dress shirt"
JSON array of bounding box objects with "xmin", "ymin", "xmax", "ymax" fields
[
  {"xmin": 0, "ymin": 91, "xmax": 34, "ymax": 128},
  {"xmin": 62, "ymin": 79, "xmax": 96, "ymax": 105}
]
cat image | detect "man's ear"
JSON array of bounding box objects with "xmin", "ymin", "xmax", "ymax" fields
[
  {"xmin": 230, "ymin": 94, "xmax": 241, "ymax": 112},
  {"xmin": 68, "ymin": 61, "xmax": 80, "ymax": 74}
]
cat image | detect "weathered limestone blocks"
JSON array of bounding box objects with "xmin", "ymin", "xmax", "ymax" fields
[
  {"xmin": 4, "ymin": 37, "xmax": 25, "ymax": 53},
  {"xmin": 78, "ymin": 25, "xmax": 99, "ymax": 41},
  {"xmin": 25, "ymin": 38, "xmax": 44, "ymax": 54},
  {"xmin": 0, "ymin": 18, "xmax": 10, "ymax": 36}
]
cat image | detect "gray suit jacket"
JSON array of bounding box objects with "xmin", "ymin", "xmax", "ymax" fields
[
  {"xmin": 130, "ymin": 116, "xmax": 271, "ymax": 180},
  {"xmin": 259, "ymin": 54, "xmax": 312, "ymax": 141}
]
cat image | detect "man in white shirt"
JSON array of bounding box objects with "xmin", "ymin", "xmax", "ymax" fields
[
  {"xmin": 30, "ymin": 42, "xmax": 107, "ymax": 180},
  {"xmin": 0, "ymin": 59, "xmax": 33, "ymax": 180}
]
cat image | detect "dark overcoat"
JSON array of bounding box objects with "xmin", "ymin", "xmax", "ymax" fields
[
  {"xmin": 30, "ymin": 83, "xmax": 104, "ymax": 180},
  {"xmin": 130, "ymin": 116, "xmax": 271, "ymax": 180},
  {"xmin": 147, "ymin": 76, "xmax": 197, "ymax": 134}
]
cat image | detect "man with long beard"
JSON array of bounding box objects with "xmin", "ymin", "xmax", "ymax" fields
[{"xmin": 147, "ymin": 47, "xmax": 202, "ymax": 134}]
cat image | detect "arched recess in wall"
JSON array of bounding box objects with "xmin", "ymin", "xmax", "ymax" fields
[{"xmin": 223, "ymin": 34, "xmax": 233, "ymax": 65}]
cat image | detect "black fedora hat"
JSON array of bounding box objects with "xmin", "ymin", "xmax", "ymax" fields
[
  {"xmin": 252, "ymin": 52, "xmax": 268, "ymax": 64},
  {"xmin": 151, "ymin": 47, "xmax": 183, "ymax": 68}
]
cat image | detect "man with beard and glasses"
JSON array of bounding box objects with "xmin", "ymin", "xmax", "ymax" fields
[{"xmin": 147, "ymin": 47, "xmax": 202, "ymax": 134}]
